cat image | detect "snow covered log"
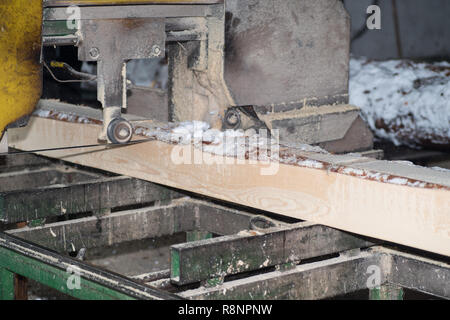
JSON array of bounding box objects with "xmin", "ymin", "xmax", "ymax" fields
[{"xmin": 350, "ymin": 58, "xmax": 450, "ymax": 150}]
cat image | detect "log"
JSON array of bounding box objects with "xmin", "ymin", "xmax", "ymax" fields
[
  {"xmin": 350, "ymin": 58, "xmax": 450, "ymax": 150},
  {"xmin": 8, "ymin": 102, "xmax": 450, "ymax": 256}
]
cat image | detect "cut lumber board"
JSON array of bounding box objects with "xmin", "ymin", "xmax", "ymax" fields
[{"xmin": 8, "ymin": 101, "xmax": 450, "ymax": 256}]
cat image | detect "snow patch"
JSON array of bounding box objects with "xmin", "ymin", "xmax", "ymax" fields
[
  {"xmin": 349, "ymin": 57, "xmax": 450, "ymax": 147},
  {"xmin": 297, "ymin": 159, "xmax": 324, "ymax": 169}
]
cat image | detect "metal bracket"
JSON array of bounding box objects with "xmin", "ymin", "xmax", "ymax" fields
[{"xmin": 77, "ymin": 18, "xmax": 166, "ymax": 141}]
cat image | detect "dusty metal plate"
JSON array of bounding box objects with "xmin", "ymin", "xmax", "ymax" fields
[
  {"xmin": 78, "ymin": 18, "xmax": 165, "ymax": 61},
  {"xmin": 224, "ymin": 0, "xmax": 350, "ymax": 110},
  {"xmin": 44, "ymin": 4, "xmax": 215, "ymax": 20},
  {"xmin": 78, "ymin": 18, "xmax": 165, "ymax": 107}
]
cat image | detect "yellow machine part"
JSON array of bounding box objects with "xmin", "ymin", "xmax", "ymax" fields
[{"xmin": 0, "ymin": 0, "xmax": 43, "ymax": 138}]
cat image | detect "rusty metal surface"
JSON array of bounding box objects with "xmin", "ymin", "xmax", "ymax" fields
[
  {"xmin": 0, "ymin": 0, "xmax": 43, "ymax": 137},
  {"xmin": 224, "ymin": 0, "xmax": 350, "ymax": 110}
]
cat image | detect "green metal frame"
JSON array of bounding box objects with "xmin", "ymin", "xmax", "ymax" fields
[
  {"xmin": 0, "ymin": 232, "xmax": 179, "ymax": 300},
  {"xmin": 0, "ymin": 268, "xmax": 15, "ymax": 300},
  {"xmin": 369, "ymin": 284, "xmax": 404, "ymax": 300},
  {"xmin": 0, "ymin": 247, "xmax": 135, "ymax": 300},
  {"xmin": 170, "ymin": 223, "xmax": 372, "ymax": 286}
]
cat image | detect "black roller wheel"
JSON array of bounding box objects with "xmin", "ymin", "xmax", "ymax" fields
[{"xmin": 107, "ymin": 118, "xmax": 133, "ymax": 144}]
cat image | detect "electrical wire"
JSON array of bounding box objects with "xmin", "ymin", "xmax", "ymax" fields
[{"xmin": 43, "ymin": 60, "xmax": 97, "ymax": 83}]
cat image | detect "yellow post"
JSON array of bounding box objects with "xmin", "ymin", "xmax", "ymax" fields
[{"xmin": 0, "ymin": 0, "xmax": 43, "ymax": 138}]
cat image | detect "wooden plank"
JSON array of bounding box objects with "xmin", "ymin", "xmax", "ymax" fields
[
  {"xmin": 7, "ymin": 200, "xmax": 197, "ymax": 252},
  {"xmin": 0, "ymin": 175, "xmax": 179, "ymax": 223},
  {"xmin": 171, "ymin": 223, "xmax": 372, "ymax": 285},
  {"xmin": 8, "ymin": 114, "xmax": 450, "ymax": 256},
  {"xmin": 181, "ymin": 250, "xmax": 381, "ymax": 300}
]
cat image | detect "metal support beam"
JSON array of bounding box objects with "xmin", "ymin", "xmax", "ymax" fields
[
  {"xmin": 43, "ymin": 4, "xmax": 216, "ymax": 20},
  {"xmin": 186, "ymin": 230, "xmax": 212, "ymax": 242},
  {"xmin": 181, "ymin": 250, "xmax": 382, "ymax": 300},
  {"xmin": 0, "ymin": 133, "xmax": 7, "ymax": 154},
  {"xmin": 0, "ymin": 176, "xmax": 179, "ymax": 223},
  {"xmin": 0, "ymin": 153, "xmax": 52, "ymax": 174},
  {"xmin": 7, "ymin": 200, "xmax": 197, "ymax": 253},
  {"xmin": 14, "ymin": 274, "xmax": 28, "ymax": 300},
  {"xmin": 171, "ymin": 222, "xmax": 373, "ymax": 285},
  {"xmin": 0, "ymin": 271, "xmax": 30, "ymax": 300},
  {"xmin": 0, "ymin": 167, "xmax": 97, "ymax": 194},
  {"xmin": 370, "ymin": 284, "xmax": 404, "ymax": 300},
  {"xmin": 3, "ymin": 186, "xmax": 450, "ymax": 300},
  {"xmin": 195, "ymin": 202, "xmax": 267, "ymax": 236},
  {"xmin": 7, "ymin": 199, "xmax": 264, "ymax": 253},
  {"xmin": 0, "ymin": 268, "xmax": 14, "ymax": 300},
  {"xmin": 372, "ymin": 247, "xmax": 450, "ymax": 299},
  {"xmin": 0, "ymin": 232, "xmax": 179, "ymax": 300}
]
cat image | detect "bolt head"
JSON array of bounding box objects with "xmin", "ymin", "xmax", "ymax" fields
[
  {"xmin": 89, "ymin": 47, "xmax": 100, "ymax": 59},
  {"xmin": 224, "ymin": 109, "xmax": 241, "ymax": 129},
  {"xmin": 152, "ymin": 45, "xmax": 162, "ymax": 56}
]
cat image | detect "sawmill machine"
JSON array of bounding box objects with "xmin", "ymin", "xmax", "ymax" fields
[{"xmin": 0, "ymin": 0, "xmax": 373, "ymax": 152}]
